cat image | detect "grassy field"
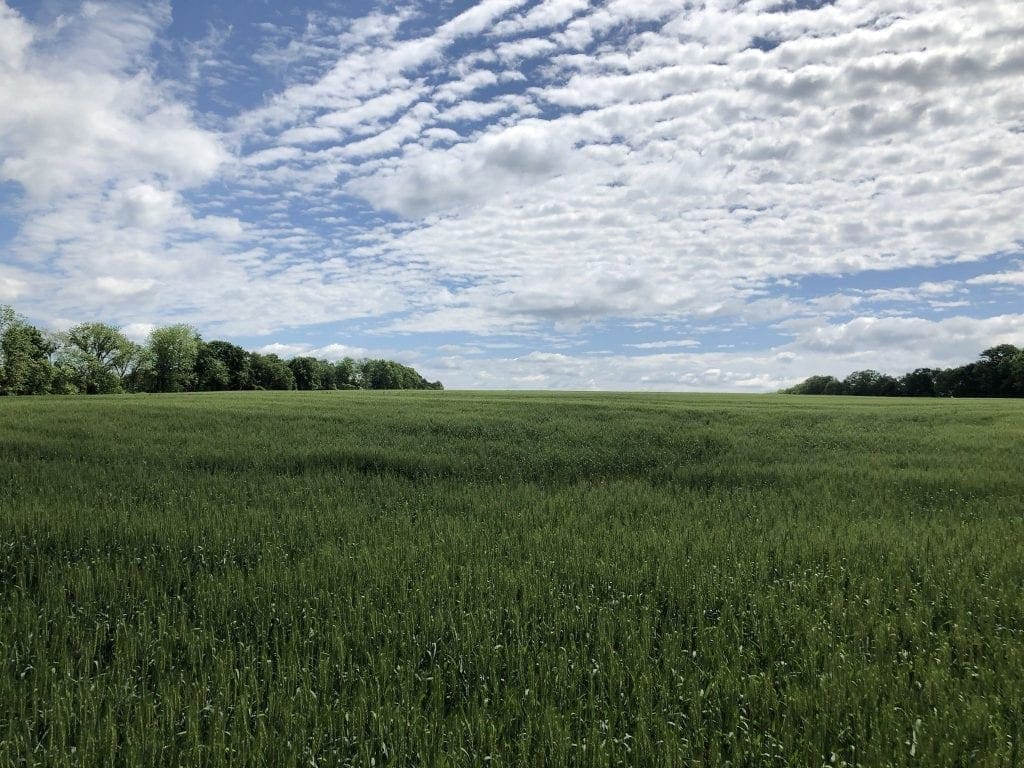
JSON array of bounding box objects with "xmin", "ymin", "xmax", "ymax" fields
[{"xmin": 1, "ymin": 391, "xmax": 1022, "ymax": 767}]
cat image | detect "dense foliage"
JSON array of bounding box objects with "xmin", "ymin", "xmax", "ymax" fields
[
  {"xmin": 782, "ymin": 344, "xmax": 1024, "ymax": 397},
  {"xmin": 0, "ymin": 305, "xmax": 441, "ymax": 395},
  {"xmin": 1, "ymin": 392, "xmax": 1022, "ymax": 766}
]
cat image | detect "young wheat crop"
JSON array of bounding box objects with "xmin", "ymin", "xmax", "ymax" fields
[{"xmin": 1, "ymin": 391, "xmax": 1022, "ymax": 766}]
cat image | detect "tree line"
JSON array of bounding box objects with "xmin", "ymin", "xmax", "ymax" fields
[
  {"xmin": 782, "ymin": 345, "xmax": 1024, "ymax": 397},
  {"xmin": 0, "ymin": 305, "xmax": 442, "ymax": 396}
]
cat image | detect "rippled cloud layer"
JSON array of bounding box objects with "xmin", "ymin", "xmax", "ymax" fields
[{"xmin": 1, "ymin": 0, "xmax": 1022, "ymax": 388}]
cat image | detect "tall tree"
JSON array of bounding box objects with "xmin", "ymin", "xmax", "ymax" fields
[
  {"xmin": 899, "ymin": 368, "xmax": 937, "ymax": 397},
  {"xmin": 250, "ymin": 353, "xmax": 295, "ymax": 390},
  {"xmin": 0, "ymin": 304, "xmax": 15, "ymax": 380},
  {"xmin": 935, "ymin": 364, "xmax": 979, "ymax": 397},
  {"xmin": 1005, "ymin": 350, "xmax": 1024, "ymax": 397},
  {"xmin": 59, "ymin": 322, "xmax": 138, "ymax": 394},
  {"xmin": 978, "ymin": 345, "xmax": 1022, "ymax": 396},
  {"xmin": 359, "ymin": 358, "xmax": 441, "ymax": 390},
  {"xmin": 148, "ymin": 325, "xmax": 201, "ymax": 393},
  {"xmin": 334, "ymin": 357, "xmax": 357, "ymax": 388},
  {"xmin": 1, "ymin": 311, "xmax": 56, "ymax": 395},
  {"xmin": 289, "ymin": 356, "xmax": 328, "ymax": 390},
  {"xmin": 195, "ymin": 344, "xmax": 231, "ymax": 391},
  {"xmin": 783, "ymin": 374, "xmax": 843, "ymax": 395},
  {"xmin": 202, "ymin": 341, "xmax": 253, "ymax": 390},
  {"xmin": 842, "ymin": 369, "xmax": 899, "ymax": 396}
]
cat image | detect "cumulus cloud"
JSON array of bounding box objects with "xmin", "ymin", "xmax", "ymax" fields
[
  {"xmin": 0, "ymin": 2, "xmax": 31, "ymax": 69},
  {"xmin": 0, "ymin": 0, "xmax": 232, "ymax": 329},
  {"xmin": 115, "ymin": 184, "xmax": 181, "ymax": 229},
  {"xmin": 121, "ymin": 322, "xmax": 155, "ymax": 342},
  {"xmin": 348, "ymin": 120, "xmax": 575, "ymax": 217},
  {"xmin": 0, "ymin": 273, "xmax": 27, "ymax": 302},
  {"xmin": 0, "ymin": 2, "xmax": 415, "ymax": 337},
  {"xmin": 967, "ymin": 269, "xmax": 1024, "ymax": 286},
  {"xmin": 94, "ymin": 276, "xmax": 157, "ymax": 297},
  {"xmin": 0, "ymin": 3, "xmax": 225, "ymax": 202},
  {"xmin": 790, "ymin": 314, "xmax": 1024, "ymax": 361},
  {"xmin": 256, "ymin": 341, "xmax": 369, "ymax": 361}
]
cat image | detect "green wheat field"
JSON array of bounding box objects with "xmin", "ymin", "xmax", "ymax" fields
[{"xmin": 1, "ymin": 391, "xmax": 1022, "ymax": 767}]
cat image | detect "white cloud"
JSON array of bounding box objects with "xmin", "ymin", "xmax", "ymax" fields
[
  {"xmin": 790, "ymin": 314, "xmax": 1024, "ymax": 361},
  {"xmin": 313, "ymin": 343, "xmax": 369, "ymax": 360},
  {"xmin": 0, "ymin": 0, "xmax": 229, "ymax": 309},
  {"xmin": 121, "ymin": 322, "xmax": 155, "ymax": 342},
  {"xmin": 255, "ymin": 341, "xmax": 369, "ymax": 361},
  {"xmin": 195, "ymin": 216, "xmax": 244, "ymax": 239},
  {"xmin": 917, "ymin": 281, "xmax": 960, "ymax": 295},
  {"xmin": 116, "ymin": 184, "xmax": 181, "ymax": 229},
  {"xmin": 0, "ymin": 1, "xmax": 32, "ymax": 70},
  {"xmin": 244, "ymin": 146, "xmax": 304, "ymax": 167},
  {"xmin": 255, "ymin": 342, "xmax": 305, "ymax": 358},
  {"xmin": 94, "ymin": 276, "xmax": 157, "ymax": 297},
  {"xmin": 436, "ymin": 98, "xmax": 515, "ymax": 124},
  {"xmin": 237, "ymin": 0, "xmax": 527, "ymax": 136},
  {"xmin": 628, "ymin": 339, "xmax": 701, "ymax": 350},
  {"xmin": 348, "ymin": 120, "xmax": 575, "ymax": 217},
  {"xmin": 494, "ymin": 37, "xmax": 558, "ymax": 63},
  {"xmin": 967, "ymin": 269, "xmax": 1024, "ymax": 286},
  {"xmin": 438, "ymin": 0, "xmax": 528, "ymax": 38},
  {"xmin": 0, "ymin": 2, "xmax": 226, "ymax": 202},
  {"xmin": 0, "ymin": 273, "xmax": 27, "ymax": 302},
  {"xmin": 434, "ymin": 69, "xmax": 498, "ymax": 103},
  {"xmin": 491, "ymin": 0, "xmax": 590, "ymax": 36}
]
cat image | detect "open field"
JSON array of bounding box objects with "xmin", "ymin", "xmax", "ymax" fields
[{"xmin": 1, "ymin": 391, "xmax": 1023, "ymax": 766}]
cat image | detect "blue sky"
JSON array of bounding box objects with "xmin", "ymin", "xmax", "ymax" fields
[{"xmin": 1, "ymin": 0, "xmax": 1022, "ymax": 390}]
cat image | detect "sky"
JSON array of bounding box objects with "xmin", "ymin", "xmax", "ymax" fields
[{"xmin": 0, "ymin": 0, "xmax": 1022, "ymax": 391}]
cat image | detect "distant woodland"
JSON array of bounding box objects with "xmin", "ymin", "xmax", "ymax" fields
[
  {"xmin": 783, "ymin": 345, "xmax": 1024, "ymax": 397},
  {"xmin": 0, "ymin": 305, "xmax": 442, "ymax": 395}
]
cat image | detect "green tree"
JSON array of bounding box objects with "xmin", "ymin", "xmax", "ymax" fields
[
  {"xmin": 979, "ymin": 344, "xmax": 1020, "ymax": 365},
  {"xmin": 288, "ymin": 356, "xmax": 330, "ymax": 390},
  {"xmin": 202, "ymin": 341, "xmax": 253, "ymax": 390},
  {"xmin": 843, "ymin": 369, "xmax": 899, "ymax": 396},
  {"xmin": 195, "ymin": 344, "xmax": 231, "ymax": 391},
  {"xmin": 1, "ymin": 313, "xmax": 56, "ymax": 395},
  {"xmin": 250, "ymin": 353, "xmax": 295, "ymax": 390},
  {"xmin": 360, "ymin": 359, "xmax": 397, "ymax": 389},
  {"xmin": 59, "ymin": 322, "xmax": 138, "ymax": 394},
  {"xmin": 782, "ymin": 374, "xmax": 843, "ymax": 395},
  {"xmin": 1004, "ymin": 350, "xmax": 1024, "ymax": 397},
  {"xmin": 148, "ymin": 325, "xmax": 201, "ymax": 393},
  {"xmin": 315, "ymin": 359, "xmax": 337, "ymax": 390},
  {"xmin": 0, "ymin": 304, "xmax": 15, "ymax": 381},
  {"xmin": 195, "ymin": 340, "xmax": 257, "ymax": 391},
  {"xmin": 899, "ymin": 368, "xmax": 937, "ymax": 397},
  {"xmin": 334, "ymin": 357, "xmax": 358, "ymax": 388},
  {"xmin": 934, "ymin": 364, "xmax": 979, "ymax": 397},
  {"xmin": 359, "ymin": 358, "xmax": 439, "ymax": 390},
  {"xmin": 978, "ymin": 345, "xmax": 1022, "ymax": 396}
]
